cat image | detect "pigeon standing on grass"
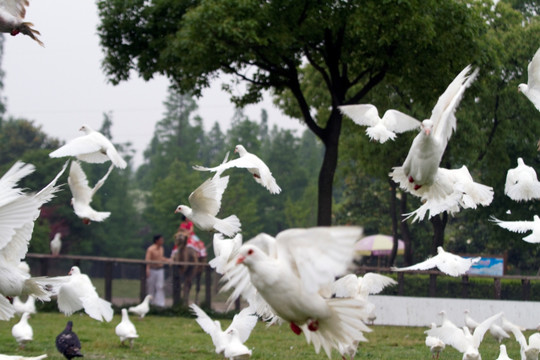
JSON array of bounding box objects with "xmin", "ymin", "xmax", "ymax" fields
[
  {"xmin": 193, "ymin": 145, "xmax": 281, "ymax": 194},
  {"xmin": 503, "ymin": 317, "xmax": 540, "ymax": 360},
  {"xmin": 425, "ymin": 323, "xmax": 445, "ymax": 359},
  {"xmin": 174, "ymin": 175, "xmax": 241, "ymax": 237},
  {"xmin": 464, "ymin": 310, "xmax": 479, "ymax": 332},
  {"xmin": 496, "ymin": 344, "xmax": 513, "ymax": 360},
  {"xmin": 11, "ymin": 312, "xmax": 32, "ymax": 348},
  {"xmin": 115, "ymin": 308, "xmax": 139, "ymax": 348},
  {"xmin": 67, "ymin": 161, "xmax": 114, "ymax": 224},
  {"xmin": 56, "ymin": 321, "xmax": 83, "ymax": 359},
  {"xmin": 518, "ymin": 46, "xmax": 540, "ymax": 112},
  {"xmin": 49, "ymin": 125, "xmax": 127, "ymax": 169},
  {"xmin": 0, "ymin": 0, "xmax": 43, "ymax": 46},
  {"xmin": 339, "ymin": 104, "xmax": 421, "ymax": 143},
  {"xmin": 128, "ymin": 295, "xmax": 152, "ymax": 319},
  {"xmin": 56, "ymin": 266, "xmax": 114, "ymax": 322}
]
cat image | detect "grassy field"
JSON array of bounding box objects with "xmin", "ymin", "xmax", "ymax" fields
[{"xmin": 0, "ymin": 311, "xmax": 528, "ymax": 359}]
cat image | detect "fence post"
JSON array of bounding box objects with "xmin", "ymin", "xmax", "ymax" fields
[
  {"xmin": 140, "ymin": 264, "xmax": 147, "ymax": 302},
  {"xmin": 205, "ymin": 266, "xmax": 212, "ymax": 307},
  {"xmin": 397, "ymin": 272, "xmax": 404, "ymax": 295},
  {"xmin": 493, "ymin": 277, "xmax": 501, "ymax": 299},
  {"xmin": 39, "ymin": 257, "xmax": 48, "ymax": 276},
  {"xmin": 104, "ymin": 262, "xmax": 113, "ymax": 302},
  {"xmin": 429, "ymin": 274, "xmax": 437, "ymax": 297},
  {"xmin": 461, "ymin": 275, "xmax": 469, "ymax": 298},
  {"xmin": 522, "ymin": 278, "xmax": 531, "ymax": 300}
]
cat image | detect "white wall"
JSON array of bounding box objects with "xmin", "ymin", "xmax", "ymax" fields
[{"xmin": 371, "ymin": 295, "xmax": 540, "ymax": 329}]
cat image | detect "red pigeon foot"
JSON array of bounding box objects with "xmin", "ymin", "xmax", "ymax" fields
[
  {"xmin": 307, "ymin": 319, "xmax": 319, "ymax": 332},
  {"xmin": 414, "ymin": 184, "xmax": 422, "ymax": 190},
  {"xmin": 290, "ymin": 322, "xmax": 302, "ymax": 335},
  {"xmin": 408, "ymin": 176, "xmax": 414, "ymax": 183}
]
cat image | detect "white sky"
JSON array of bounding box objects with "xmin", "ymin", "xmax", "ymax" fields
[{"xmin": 2, "ymin": 0, "xmax": 304, "ymax": 167}]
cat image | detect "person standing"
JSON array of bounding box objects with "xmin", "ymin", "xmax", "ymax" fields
[{"xmin": 145, "ymin": 234, "xmax": 169, "ymax": 307}]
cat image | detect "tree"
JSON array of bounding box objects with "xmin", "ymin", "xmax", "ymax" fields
[{"xmin": 97, "ymin": 0, "xmax": 485, "ymax": 225}]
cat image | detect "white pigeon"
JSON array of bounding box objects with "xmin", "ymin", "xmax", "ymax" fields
[
  {"xmin": 234, "ymin": 226, "xmax": 371, "ymax": 358},
  {"xmin": 50, "ymin": 232, "xmax": 61, "ymax": 256},
  {"xmin": 0, "ymin": 355, "xmax": 47, "ymax": 360},
  {"xmin": 402, "ymin": 165, "xmax": 493, "ymax": 222},
  {"xmin": 504, "ymin": 317, "xmax": 540, "ymax": 360},
  {"xmin": 464, "ymin": 310, "xmax": 479, "ymax": 332},
  {"xmin": 174, "ymin": 175, "xmax": 241, "ymax": 237},
  {"xmin": 128, "ymin": 295, "xmax": 152, "ymax": 319},
  {"xmin": 12, "ymin": 296, "xmax": 35, "ymax": 315},
  {"xmin": 49, "ymin": 125, "xmax": 127, "ymax": 169},
  {"xmin": 501, "ymin": 315, "xmax": 526, "ymax": 334},
  {"xmin": 496, "ymin": 344, "xmax": 513, "ymax": 360},
  {"xmin": 56, "ymin": 266, "xmax": 114, "ymax": 322},
  {"xmin": 489, "ymin": 323, "xmax": 510, "ymax": 343},
  {"xmin": 68, "ymin": 161, "xmax": 114, "ymax": 224},
  {"xmin": 426, "ymin": 312, "xmax": 503, "ymax": 360},
  {"xmin": 490, "ymin": 215, "xmax": 540, "ymax": 243},
  {"xmin": 330, "ymin": 272, "xmax": 397, "ymax": 359},
  {"xmin": 190, "ymin": 303, "xmax": 257, "ymax": 358},
  {"xmin": 425, "ymin": 323, "xmax": 445, "ymax": 359},
  {"xmin": 390, "ymin": 65, "xmax": 479, "ymax": 192},
  {"xmin": 115, "ymin": 308, "xmax": 139, "ymax": 348},
  {"xmin": 193, "ymin": 144, "xmax": 281, "ymax": 194},
  {"xmin": 0, "ymin": 161, "xmax": 67, "ymax": 320},
  {"xmin": 505, "ymin": 158, "xmax": 540, "ymax": 202},
  {"xmin": 0, "ymin": 0, "xmax": 42, "ymax": 46},
  {"xmin": 391, "ymin": 246, "xmax": 480, "ymax": 277},
  {"xmin": 208, "ymin": 233, "xmax": 243, "ymax": 274},
  {"xmin": 518, "ymin": 46, "xmax": 540, "ymax": 112},
  {"xmin": 11, "ymin": 312, "xmax": 32, "ymax": 348},
  {"xmin": 339, "ymin": 104, "xmax": 421, "ymax": 143}
]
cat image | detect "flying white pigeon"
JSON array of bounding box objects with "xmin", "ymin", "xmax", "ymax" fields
[
  {"xmin": 390, "ymin": 65, "xmax": 479, "ymax": 192},
  {"xmin": 0, "ymin": 161, "xmax": 67, "ymax": 320},
  {"xmin": 128, "ymin": 295, "xmax": 152, "ymax": 319},
  {"xmin": 50, "ymin": 232, "xmax": 61, "ymax": 256},
  {"xmin": 49, "ymin": 125, "xmax": 127, "ymax": 169},
  {"xmin": 330, "ymin": 272, "xmax": 397, "ymax": 358},
  {"xmin": 339, "ymin": 104, "xmax": 421, "ymax": 143},
  {"xmin": 496, "ymin": 344, "xmax": 513, "ymax": 360},
  {"xmin": 518, "ymin": 46, "xmax": 540, "ymax": 112},
  {"xmin": 115, "ymin": 308, "xmax": 139, "ymax": 348},
  {"xmin": 464, "ymin": 310, "xmax": 479, "ymax": 333},
  {"xmin": 504, "ymin": 317, "xmax": 540, "ymax": 360},
  {"xmin": 11, "ymin": 312, "xmax": 32, "ymax": 348},
  {"xmin": 13, "ymin": 296, "xmax": 35, "ymax": 316},
  {"xmin": 174, "ymin": 175, "xmax": 241, "ymax": 237},
  {"xmin": 190, "ymin": 303, "xmax": 258, "ymax": 359},
  {"xmin": 68, "ymin": 161, "xmax": 114, "ymax": 224},
  {"xmin": 208, "ymin": 233, "xmax": 243, "ymax": 274},
  {"xmin": 0, "ymin": 0, "xmax": 42, "ymax": 46},
  {"xmin": 193, "ymin": 145, "xmax": 281, "ymax": 194},
  {"xmin": 0, "ymin": 355, "xmax": 47, "ymax": 360},
  {"xmin": 234, "ymin": 226, "xmax": 371, "ymax": 358},
  {"xmin": 391, "ymin": 246, "xmax": 480, "ymax": 277},
  {"xmin": 490, "ymin": 215, "xmax": 540, "ymax": 243},
  {"xmin": 56, "ymin": 266, "xmax": 114, "ymax": 322},
  {"xmin": 426, "ymin": 312, "xmax": 503, "ymax": 360},
  {"xmin": 402, "ymin": 165, "xmax": 493, "ymax": 222},
  {"xmin": 425, "ymin": 323, "xmax": 445, "ymax": 360},
  {"xmin": 505, "ymin": 158, "xmax": 540, "ymax": 202}
]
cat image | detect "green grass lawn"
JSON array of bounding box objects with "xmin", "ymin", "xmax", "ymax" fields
[{"xmin": 0, "ymin": 311, "xmax": 528, "ymax": 359}]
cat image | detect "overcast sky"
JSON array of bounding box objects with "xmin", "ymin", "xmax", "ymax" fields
[{"xmin": 2, "ymin": 0, "xmax": 303, "ymax": 167}]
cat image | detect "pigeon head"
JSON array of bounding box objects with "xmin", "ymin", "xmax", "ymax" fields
[
  {"xmin": 79, "ymin": 124, "xmax": 94, "ymax": 134},
  {"xmin": 421, "ymin": 120, "xmax": 433, "ymax": 136},
  {"xmin": 236, "ymin": 245, "xmax": 260, "ymax": 265},
  {"xmin": 234, "ymin": 145, "xmax": 247, "ymax": 156},
  {"xmin": 518, "ymin": 83, "xmax": 527, "ymax": 93},
  {"xmin": 174, "ymin": 205, "xmax": 191, "ymax": 217},
  {"xmin": 65, "ymin": 320, "xmax": 74, "ymax": 331},
  {"xmin": 68, "ymin": 266, "xmax": 81, "ymax": 275}
]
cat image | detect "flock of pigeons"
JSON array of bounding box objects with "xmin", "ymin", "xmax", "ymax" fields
[
  {"xmin": 425, "ymin": 309, "xmax": 540, "ymax": 360},
  {"xmin": 1, "ymin": 1, "xmax": 540, "ymax": 359}
]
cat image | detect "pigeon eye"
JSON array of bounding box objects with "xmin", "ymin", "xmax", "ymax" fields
[{"xmin": 247, "ymin": 249, "xmax": 254, "ymax": 255}]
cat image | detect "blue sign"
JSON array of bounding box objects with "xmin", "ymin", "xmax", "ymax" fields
[{"xmin": 465, "ymin": 257, "xmax": 504, "ymax": 276}]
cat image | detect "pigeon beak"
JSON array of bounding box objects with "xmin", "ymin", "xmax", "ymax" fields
[
  {"xmin": 174, "ymin": 209, "xmax": 179, "ymax": 214},
  {"xmin": 68, "ymin": 269, "xmax": 73, "ymax": 275},
  {"xmin": 425, "ymin": 128, "xmax": 431, "ymax": 136},
  {"xmin": 236, "ymin": 255, "xmax": 245, "ymax": 264}
]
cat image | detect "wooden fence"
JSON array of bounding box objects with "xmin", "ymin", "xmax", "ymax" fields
[{"xmin": 25, "ymin": 254, "xmax": 540, "ymax": 310}]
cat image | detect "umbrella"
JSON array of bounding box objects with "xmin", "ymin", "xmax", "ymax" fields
[{"xmin": 355, "ymin": 234, "xmax": 404, "ymax": 256}]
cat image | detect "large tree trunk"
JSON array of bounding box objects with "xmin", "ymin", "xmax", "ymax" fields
[
  {"xmin": 389, "ymin": 180, "xmax": 399, "ymax": 266},
  {"xmin": 430, "ymin": 212, "xmax": 448, "ymax": 255},
  {"xmin": 317, "ymin": 111, "xmax": 342, "ymax": 226}
]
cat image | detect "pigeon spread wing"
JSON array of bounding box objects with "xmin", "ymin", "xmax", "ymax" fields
[
  {"xmin": 490, "ymin": 216, "xmax": 534, "ymax": 233},
  {"xmin": 189, "ymin": 176, "xmax": 229, "ymax": 217}
]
